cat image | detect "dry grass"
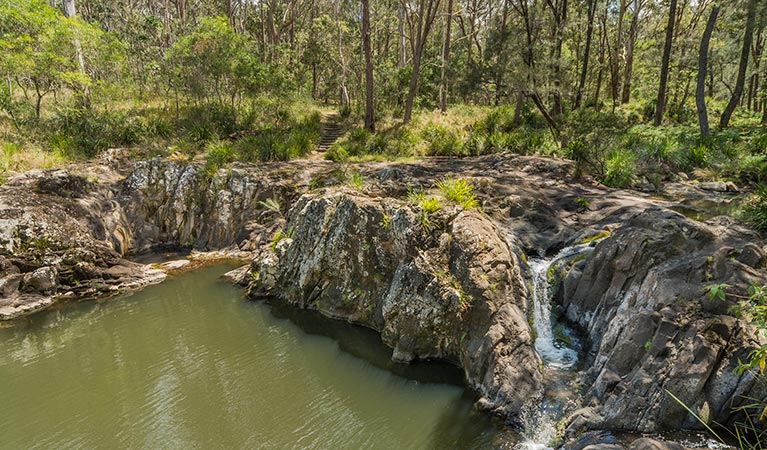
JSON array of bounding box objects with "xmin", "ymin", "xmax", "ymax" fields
[{"xmin": 0, "ymin": 140, "xmax": 69, "ymax": 180}]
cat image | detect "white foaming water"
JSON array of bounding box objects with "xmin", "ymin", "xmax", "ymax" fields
[
  {"xmin": 529, "ymin": 243, "xmax": 592, "ymax": 369},
  {"xmin": 515, "ymin": 242, "xmax": 601, "ymax": 450}
]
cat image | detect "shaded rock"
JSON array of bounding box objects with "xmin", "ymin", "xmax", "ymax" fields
[
  {"xmin": 249, "ymin": 192, "xmax": 542, "ymax": 424},
  {"xmin": 22, "ymin": 266, "xmax": 58, "ymax": 293},
  {"xmin": 562, "ymin": 207, "xmax": 767, "ymax": 432},
  {"xmin": 698, "ymin": 182, "xmax": 727, "ymax": 192},
  {"xmin": 627, "ymin": 438, "xmax": 684, "ymax": 450},
  {"xmin": 221, "ymin": 264, "xmax": 251, "ymax": 285}
]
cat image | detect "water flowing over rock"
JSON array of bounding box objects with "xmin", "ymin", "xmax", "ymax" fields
[{"xmin": 250, "ymin": 191, "xmax": 543, "ymax": 424}]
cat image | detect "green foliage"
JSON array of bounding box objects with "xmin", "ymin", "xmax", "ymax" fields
[
  {"xmin": 203, "ymin": 140, "xmax": 237, "ymax": 175},
  {"xmin": 235, "ymin": 112, "xmax": 320, "ymax": 162},
  {"xmin": 435, "ymin": 176, "xmax": 479, "ymax": 210},
  {"xmin": 344, "ymin": 169, "xmax": 363, "ymax": 189},
  {"xmin": 422, "ymin": 123, "xmax": 462, "ymax": 156},
  {"xmin": 270, "ymin": 226, "xmax": 294, "ymax": 251},
  {"xmin": 601, "ymin": 149, "xmax": 636, "ymax": 188},
  {"xmin": 742, "ymin": 187, "xmax": 767, "ymax": 233},
  {"xmin": 258, "ymin": 198, "xmax": 282, "ymax": 217},
  {"xmin": 407, "ymin": 189, "xmax": 441, "ymax": 228}
]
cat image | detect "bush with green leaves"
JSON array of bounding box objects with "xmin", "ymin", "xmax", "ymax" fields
[
  {"xmin": 601, "ymin": 149, "xmax": 636, "ymax": 188},
  {"xmin": 435, "ymin": 176, "xmax": 479, "ymax": 209},
  {"xmin": 742, "ymin": 186, "xmax": 767, "ymax": 233},
  {"xmin": 422, "ymin": 123, "xmax": 462, "ymax": 156}
]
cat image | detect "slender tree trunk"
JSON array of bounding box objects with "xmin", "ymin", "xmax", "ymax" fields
[
  {"xmin": 654, "ymin": 0, "xmax": 677, "ymax": 126},
  {"xmin": 610, "ymin": 0, "xmax": 627, "ymax": 107},
  {"xmin": 696, "ymin": 5, "xmax": 719, "ymax": 136},
  {"xmin": 550, "ymin": 0, "xmax": 567, "ymax": 116},
  {"xmin": 398, "ymin": 1, "xmax": 406, "ymax": 67},
  {"xmin": 336, "ymin": 1, "xmax": 349, "ymax": 108},
  {"xmin": 361, "ymin": 0, "xmax": 375, "ymax": 131},
  {"xmin": 61, "ymin": 0, "xmax": 90, "ymax": 107},
  {"xmin": 575, "ymin": 0, "xmax": 596, "ymax": 109},
  {"xmin": 720, "ymin": 0, "xmax": 757, "ymax": 128},
  {"xmin": 403, "ymin": 0, "xmax": 440, "ymax": 123},
  {"xmin": 621, "ymin": 0, "xmax": 641, "ymax": 104},
  {"xmin": 439, "ymin": 0, "xmax": 453, "ymax": 113}
]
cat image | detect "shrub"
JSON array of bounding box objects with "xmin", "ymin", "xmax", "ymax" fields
[
  {"xmin": 435, "ymin": 176, "xmax": 479, "ymax": 209},
  {"xmin": 203, "ymin": 140, "xmax": 238, "ymax": 175},
  {"xmin": 742, "ymin": 186, "xmax": 767, "ymax": 233},
  {"xmin": 422, "ymin": 123, "xmax": 462, "ymax": 156},
  {"xmin": 602, "ymin": 149, "xmax": 636, "ymax": 188}
]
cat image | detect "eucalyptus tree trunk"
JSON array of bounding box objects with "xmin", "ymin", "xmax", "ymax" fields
[
  {"xmin": 654, "ymin": 0, "xmax": 677, "ymax": 126},
  {"xmin": 720, "ymin": 0, "xmax": 757, "ymax": 129},
  {"xmin": 621, "ymin": 0, "xmax": 642, "ymax": 104},
  {"xmin": 403, "ymin": 0, "xmax": 440, "ymax": 123},
  {"xmin": 439, "ymin": 0, "xmax": 454, "ymax": 113},
  {"xmin": 61, "ymin": 0, "xmax": 90, "ymax": 107},
  {"xmin": 361, "ymin": 0, "xmax": 375, "ymax": 131},
  {"xmin": 575, "ymin": 0, "xmax": 596, "ymax": 109},
  {"xmin": 696, "ymin": 5, "xmax": 719, "ymax": 136}
]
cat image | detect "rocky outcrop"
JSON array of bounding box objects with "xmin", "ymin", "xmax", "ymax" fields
[
  {"xmin": 0, "ymin": 167, "xmax": 166, "ymax": 319},
  {"xmin": 562, "ymin": 207, "xmax": 767, "ymax": 432},
  {"xmin": 2, "ymin": 151, "xmax": 767, "ymax": 439},
  {"xmin": 118, "ymin": 159, "xmax": 304, "ymax": 251},
  {"xmin": 249, "ymin": 191, "xmax": 543, "ymax": 424}
]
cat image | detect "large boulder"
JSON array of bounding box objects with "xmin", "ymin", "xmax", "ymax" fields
[
  {"xmin": 562, "ymin": 207, "xmax": 767, "ymax": 432},
  {"xmin": 250, "ymin": 191, "xmax": 543, "ymax": 424}
]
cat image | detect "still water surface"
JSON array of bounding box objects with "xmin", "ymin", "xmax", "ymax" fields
[{"xmin": 0, "ymin": 264, "xmax": 502, "ymax": 449}]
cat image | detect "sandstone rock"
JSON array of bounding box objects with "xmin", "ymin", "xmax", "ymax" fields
[
  {"xmin": 698, "ymin": 181, "xmax": 727, "ymax": 192},
  {"xmin": 22, "ymin": 266, "xmax": 58, "ymax": 293},
  {"xmin": 628, "ymin": 438, "xmax": 684, "ymax": 450},
  {"xmin": 583, "ymin": 445, "xmax": 625, "ymax": 450},
  {"xmin": 161, "ymin": 259, "xmax": 191, "ymax": 271},
  {"xmin": 562, "ymin": 207, "xmax": 767, "ymax": 432},
  {"xmin": 221, "ymin": 265, "xmax": 251, "ymax": 285}
]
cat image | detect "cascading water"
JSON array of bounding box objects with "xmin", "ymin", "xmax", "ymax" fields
[
  {"xmin": 528, "ymin": 243, "xmax": 593, "ymax": 369},
  {"xmin": 515, "ymin": 242, "xmax": 600, "ymax": 450}
]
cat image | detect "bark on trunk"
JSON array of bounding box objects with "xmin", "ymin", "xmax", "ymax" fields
[
  {"xmin": 362, "ymin": 0, "xmax": 375, "ymax": 132},
  {"xmin": 696, "ymin": 5, "xmax": 719, "ymax": 136},
  {"xmin": 439, "ymin": 0, "xmax": 454, "ymax": 113},
  {"xmin": 654, "ymin": 0, "xmax": 677, "ymax": 126},
  {"xmin": 575, "ymin": 0, "xmax": 596, "ymax": 109},
  {"xmin": 720, "ymin": 0, "xmax": 757, "ymax": 129}
]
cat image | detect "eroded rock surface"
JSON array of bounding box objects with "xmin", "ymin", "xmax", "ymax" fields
[{"xmin": 562, "ymin": 208, "xmax": 767, "ymax": 432}]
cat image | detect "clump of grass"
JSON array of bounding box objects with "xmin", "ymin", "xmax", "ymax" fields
[
  {"xmin": 203, "ymin": 139, "xmax": 238, "ymax": 175},
  {"xmin": 435, "ymin": 176, "xmax": 479, "ymax": 209},
  {"xmin": 407, "ymin": 189, "xmax": 441, "ymax": 228},
  {"xmin": 344, "ymin": 169, "xmax": 364, "ymax": 189},
  {"xmin": 270, "ymin": 225, "xmax": 294, "ymax": 251},
  {"xmin": 258, "ymin": 197, "xmax": 282, "ymax": 217},
  {"xmin": 601, "ymin": 149, "xmax": 636, "ymax": 188},
  {"xmin": 742, "ymin": 186, "xmax": 767, "ymax": 233}
]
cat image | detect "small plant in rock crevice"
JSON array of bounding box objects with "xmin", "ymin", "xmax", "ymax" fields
[
  {"xmin": 270, "ymin": 226, "xmax": 294, "ymax": 251},
  {"xmin": 435, "ymin": 176, "xmax": 480, "ymax": 210},
  {"xmin": 407, "ymin": 189, "xmax": 441, "ymax": 229}
]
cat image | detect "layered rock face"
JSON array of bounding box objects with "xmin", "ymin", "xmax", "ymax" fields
[
  {"xmin": 0, "ymin": 167, "xmax": 165, "ymax": 319},
  {"xmin": 562, "ymin": 207, "xmax": 767, "ymax": 432},
  {"xmin": 250, "ymin": 191, "xmax": 542, "ymax": 423},
  {"xmin": 118, "ymin": 160, "xmax": 304, "ymax": 251}
]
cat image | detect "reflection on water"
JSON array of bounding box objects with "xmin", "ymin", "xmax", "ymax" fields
[{"xmin": 0, "ymin": 264, "xmax": 503, "ymax": 450}]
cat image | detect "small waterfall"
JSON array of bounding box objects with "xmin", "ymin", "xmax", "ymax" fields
[
  {"xmin": 515, "ymin": 242, "xmax": 598, "ymax": 450},
  {"xmin": 528, "ymin": 243, "xmax": 592, "ymax": 369}
]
